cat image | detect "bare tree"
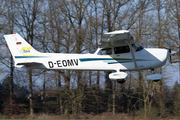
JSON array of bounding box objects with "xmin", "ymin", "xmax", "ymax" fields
[
  {"xmin": 4, "ymin": 0, "xmax": 16, "ymax": 104},
  {"xmin": 166, "ymin": 0, "xmax": 180, "ymax": 84},
  {"xmin": 13, "ymin": 0, "xmax": 43, "ymax": 114}
]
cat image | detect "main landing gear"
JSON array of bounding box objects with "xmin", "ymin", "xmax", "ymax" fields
[{"xmin": 109, "ymin": 71, "xmax": 128, "ymax": 84}]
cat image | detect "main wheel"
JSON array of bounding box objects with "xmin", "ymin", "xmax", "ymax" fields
[{"xmin": 117, "ymin": 79, "xmax": 125, "ymax": 84}]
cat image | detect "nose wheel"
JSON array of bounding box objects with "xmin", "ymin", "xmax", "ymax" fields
[{"xmin": 147, "ymin": 69, "xmax": 163, "ymax": 82}]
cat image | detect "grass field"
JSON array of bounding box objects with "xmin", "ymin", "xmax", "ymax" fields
[
  {"xmin": 0, "ymin": 112, "xmax": 140, "ymax": 119},
  {"xmin": 0, "ymin": 112, "xmax": 180, "ymax": 120}
]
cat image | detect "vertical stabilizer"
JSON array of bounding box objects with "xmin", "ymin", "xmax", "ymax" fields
[{"xmin": 4, "ymin": 33, "xmax": 40, "ymax": 66}]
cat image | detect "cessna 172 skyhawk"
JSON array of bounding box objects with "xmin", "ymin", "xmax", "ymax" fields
[{"xmin": 4, "ymin": 30, "xmax": 169, "ymax": 83}]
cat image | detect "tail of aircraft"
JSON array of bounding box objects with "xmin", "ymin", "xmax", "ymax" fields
[{"xmin": 4, "ymin": 33, "xmax": 40, "ymax": 67}]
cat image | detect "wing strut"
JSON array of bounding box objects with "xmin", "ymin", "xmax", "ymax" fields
[{"xmin": 127, "ymin": 33, "xmax": 138, "ymax": 68}]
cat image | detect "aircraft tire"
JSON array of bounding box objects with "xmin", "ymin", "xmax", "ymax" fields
[{"xmin": 117, "ymin": 79, "xmax": 125, "ymax": 84}]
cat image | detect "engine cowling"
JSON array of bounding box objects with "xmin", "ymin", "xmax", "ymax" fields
[{"xmin": 109, "ymin": 72, "xmax": 128, "ymax": 84}]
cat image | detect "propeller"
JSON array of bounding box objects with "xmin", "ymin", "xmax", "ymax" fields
[
  {"xmin": 168, "ymin": 47, "xmax": 179, "ymax": 63},
  {"xmin": 168, "ymin": 47, "xmax": 172, "ymax": 64},
  {"xmin": 166, "ymin": 40, "xmax": 179, "ymax": 63},
  {"xmin": 164, "ymin": 46, "xmax": 173, "ymax": 64}
]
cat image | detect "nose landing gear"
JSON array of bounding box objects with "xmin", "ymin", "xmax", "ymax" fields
[{"xmin": 147, "ymin": 69, "xmax": 163, "ymax": 82}]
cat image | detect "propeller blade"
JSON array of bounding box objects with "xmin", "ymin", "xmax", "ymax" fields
[{"xmin": 168, "ymin": 48, "xmax": 172, "ymax": 64}]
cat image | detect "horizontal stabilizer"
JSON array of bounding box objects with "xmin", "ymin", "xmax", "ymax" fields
[{"xmin": 17, "ymin": 62, "xmax": 45, "ymax": 68}]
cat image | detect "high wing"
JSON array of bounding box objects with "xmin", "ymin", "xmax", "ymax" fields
[
  {"xmin": 99, "ymin": 30, "xmax": 138, "ymax": 68},
  {"xmin": 99, "ymin": 30, "xmax": 134, "ymax": 48}
]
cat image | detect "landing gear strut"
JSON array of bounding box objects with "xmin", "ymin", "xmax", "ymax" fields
[{"xmin": 151, "ymin": 69, "xmax": 155, "ymax": 74}]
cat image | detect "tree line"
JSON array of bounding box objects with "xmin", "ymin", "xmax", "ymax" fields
[{"xmin": 0, "ymin": 0, "xmax": 179, "ymax": 119}]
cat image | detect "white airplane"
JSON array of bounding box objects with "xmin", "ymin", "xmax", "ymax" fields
[{"xmin": 4, "ymin": 30, "xmax": 169, "ymax": 83}]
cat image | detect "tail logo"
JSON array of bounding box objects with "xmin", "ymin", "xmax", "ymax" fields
[{"xmin": 21, "ymin": 47, "xmax": 32, "ymax": 53}]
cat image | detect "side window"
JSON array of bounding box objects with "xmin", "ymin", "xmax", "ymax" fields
[
  {"xmin": 114, "ymin": 46, "xmax": 130, "ymax": 54},
  {"xmin": 98, "ymin": 48, "xmax": 112, "ymax": 55}
]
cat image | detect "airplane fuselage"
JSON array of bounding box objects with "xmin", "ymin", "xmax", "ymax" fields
[
  {"xmin": 15, "ymin": 48, "xmax": 169, "ymax": 71},
  {"xmin": 4, "ymin": 31, "xmax": 169, "ymax": 82}
]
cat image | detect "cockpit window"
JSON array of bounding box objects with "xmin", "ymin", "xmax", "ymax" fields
[
  {"xmin": 90, "ymin": 49, "xmax": 98, "ymax": 54},
  {"xmin": 98, "ymin": 48, "xmax": 112, "ymax": 55},
  {"xmin": 114, "ymin": 46, "xmax": 130, "ymax": 54},
  {"xmin": 132, "ymin": 42, "xmax": 144, "ymax": 52}
]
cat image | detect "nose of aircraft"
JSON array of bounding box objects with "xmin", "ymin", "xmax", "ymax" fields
[{"xmin": 147, "ymin": 48, "xmax": 169, "ymax": 68}]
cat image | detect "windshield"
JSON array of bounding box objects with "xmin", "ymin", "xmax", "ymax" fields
[
  {"xmin": 90, "ymin": 49, "xmax": 98, "ymax": 54},
  {"xmin": 132, "ymin": 42, "xmax": 144, "ymax": 52},
  {"xmin": 98, "ymin": 48, "xmax": 112, "ymax": 55}
]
